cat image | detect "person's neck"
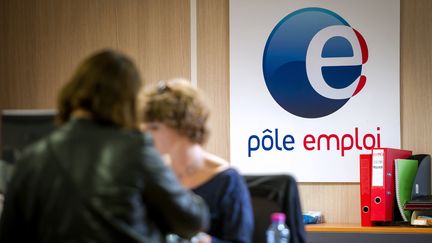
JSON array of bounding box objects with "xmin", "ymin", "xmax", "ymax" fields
[{"xmin": 169, "ymin": 140, "xmax": 206, "ymax": 180}]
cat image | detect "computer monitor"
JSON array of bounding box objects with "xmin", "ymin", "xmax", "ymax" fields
[{"xmin": 1, "ymin": 110, "xmax": 56, "ymax": 164}]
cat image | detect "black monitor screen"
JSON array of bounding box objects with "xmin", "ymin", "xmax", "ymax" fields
[{"xmin": 1, "ymin": 110, "xmax": 56, "ymax": 164}]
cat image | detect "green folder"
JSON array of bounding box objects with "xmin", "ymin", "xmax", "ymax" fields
[{"xmin": 395, "ymin": 159, "xmax": 418, "ymax": 221}]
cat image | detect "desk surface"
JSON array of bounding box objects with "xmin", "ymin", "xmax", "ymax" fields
[{"xmin": 306, "ymin": 223, "xmax": 432, "ymax": 234}]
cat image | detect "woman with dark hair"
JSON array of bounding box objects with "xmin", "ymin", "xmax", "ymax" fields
[
  {"xmin": 142, "ymin": 79, "xmax": 254, "ymax": 243},
  {"xmin": 0, "ymin": 50, "xmax": 209, "ymax": 243}
]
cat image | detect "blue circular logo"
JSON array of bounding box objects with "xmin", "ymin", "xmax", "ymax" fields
[{"xmin": 263, "ymin": 7, "xmax": 368, "ymax": 118}]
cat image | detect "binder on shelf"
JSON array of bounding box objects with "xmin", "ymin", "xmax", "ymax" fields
[
  {"xmin": 359, "ymin": 154, "xmax": 375, "ymax": 226},
  {"xmin": 394, "ymin": 158, "xmax": 418, "ymax": 221},
  {"xmin": 371, "ymin": 148, "xmax": 412, "ymax": 222},
  {"xmin": 409, "ymin": 154, "xmax": 431, "ymax": 200},
  {"xmin": 405, "ymin": 196, "xmax": 432, "ymax": 210}
]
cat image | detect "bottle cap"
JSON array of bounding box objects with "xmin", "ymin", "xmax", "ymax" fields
[{"xmin": 271, "ymin": 212, "xmax": 286, "ymax": 222}]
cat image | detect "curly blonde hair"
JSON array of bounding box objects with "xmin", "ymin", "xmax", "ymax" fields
[{"xmin": 141, "ymin": 79, "xmax": 210, "ymax": 145}]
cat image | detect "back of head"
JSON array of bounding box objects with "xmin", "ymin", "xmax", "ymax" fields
[{"xmin": 56, "ymin": 49, "xmax": 142, "ymax": 129}]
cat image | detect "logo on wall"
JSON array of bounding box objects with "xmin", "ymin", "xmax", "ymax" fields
[{"xmin": 263, "ymin": 7, "xmax": 368, "ymax": 118}]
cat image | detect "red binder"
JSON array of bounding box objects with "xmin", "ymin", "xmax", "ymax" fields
[
  {"xmin": 359, "ymin": 154, "xmax": 375, "ymax": 226},
  {"xmin": 370, "ymin": 148, "xmax": 412, "ymax": 222}
]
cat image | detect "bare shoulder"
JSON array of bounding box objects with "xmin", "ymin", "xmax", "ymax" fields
[{"xmin": 204, "ymin": 152, "xmax": 230, "ymax": 173}]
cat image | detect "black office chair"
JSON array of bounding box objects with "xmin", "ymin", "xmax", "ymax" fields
[{"xmin": 244, "ymin": 174, "xmax": 306, "ymax": 243}]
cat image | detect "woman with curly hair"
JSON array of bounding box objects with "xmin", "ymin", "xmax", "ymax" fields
[{"xmin": 141, "ymin": 79, "xmax": 253, "ymax": 243}]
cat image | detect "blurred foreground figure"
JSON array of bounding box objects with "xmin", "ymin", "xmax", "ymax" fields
[{"xmin": 0, "ymin": 50, "xmax": 209, "ymax": 243}]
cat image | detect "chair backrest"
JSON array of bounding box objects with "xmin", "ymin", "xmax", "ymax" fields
[{"xmin": 244, "ymin": 174, "xmax": 306, "ymax": 243}]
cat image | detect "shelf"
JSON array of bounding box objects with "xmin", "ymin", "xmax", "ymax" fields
[{"xmin": 306, "ymin": 223, "xmax": 432, "ymax": 234}]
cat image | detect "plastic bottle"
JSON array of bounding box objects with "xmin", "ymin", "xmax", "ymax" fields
[{"xmin": 266, "ymin": 212, "xmax": 290, "ymax": 243}]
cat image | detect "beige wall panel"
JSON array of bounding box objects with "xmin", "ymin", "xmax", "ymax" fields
[
  {"xmin": 0, "ymin": 0, "xmax": 118, "ymax": 109},
  {"xmin": 298, "ymin": 184, "xmax": 361, "ymax": 224},
  {"xmin": 131, "ymin": 0, "xmax": 190, "ymax": 87},
  {"xmin": 0, "ymin": 0, "xmax": 190, "ymax": 110},
  {"xmin": 401, "ymin": 0, "xmax": 432, "ymax": 154},
  {"xmin": 197, "ymin": 0, "xmax": 230, "ymax": 160},
  {"xmin": 299, "ymin": 183, "xmax": 360, "ymax": 224}
]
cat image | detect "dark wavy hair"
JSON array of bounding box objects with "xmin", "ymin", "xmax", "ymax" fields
[
  {"xmin": 142, "ymin": 79, "xmax": 210, "ymax": 145},
  {"xmin": 56, "ymin": 49, "xmax": 142, "ymax": 129}
]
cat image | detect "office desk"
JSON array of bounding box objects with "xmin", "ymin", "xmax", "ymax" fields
[{"xmin": 306, "ymin": 224, "xmax": 432, "ymax": 243}]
